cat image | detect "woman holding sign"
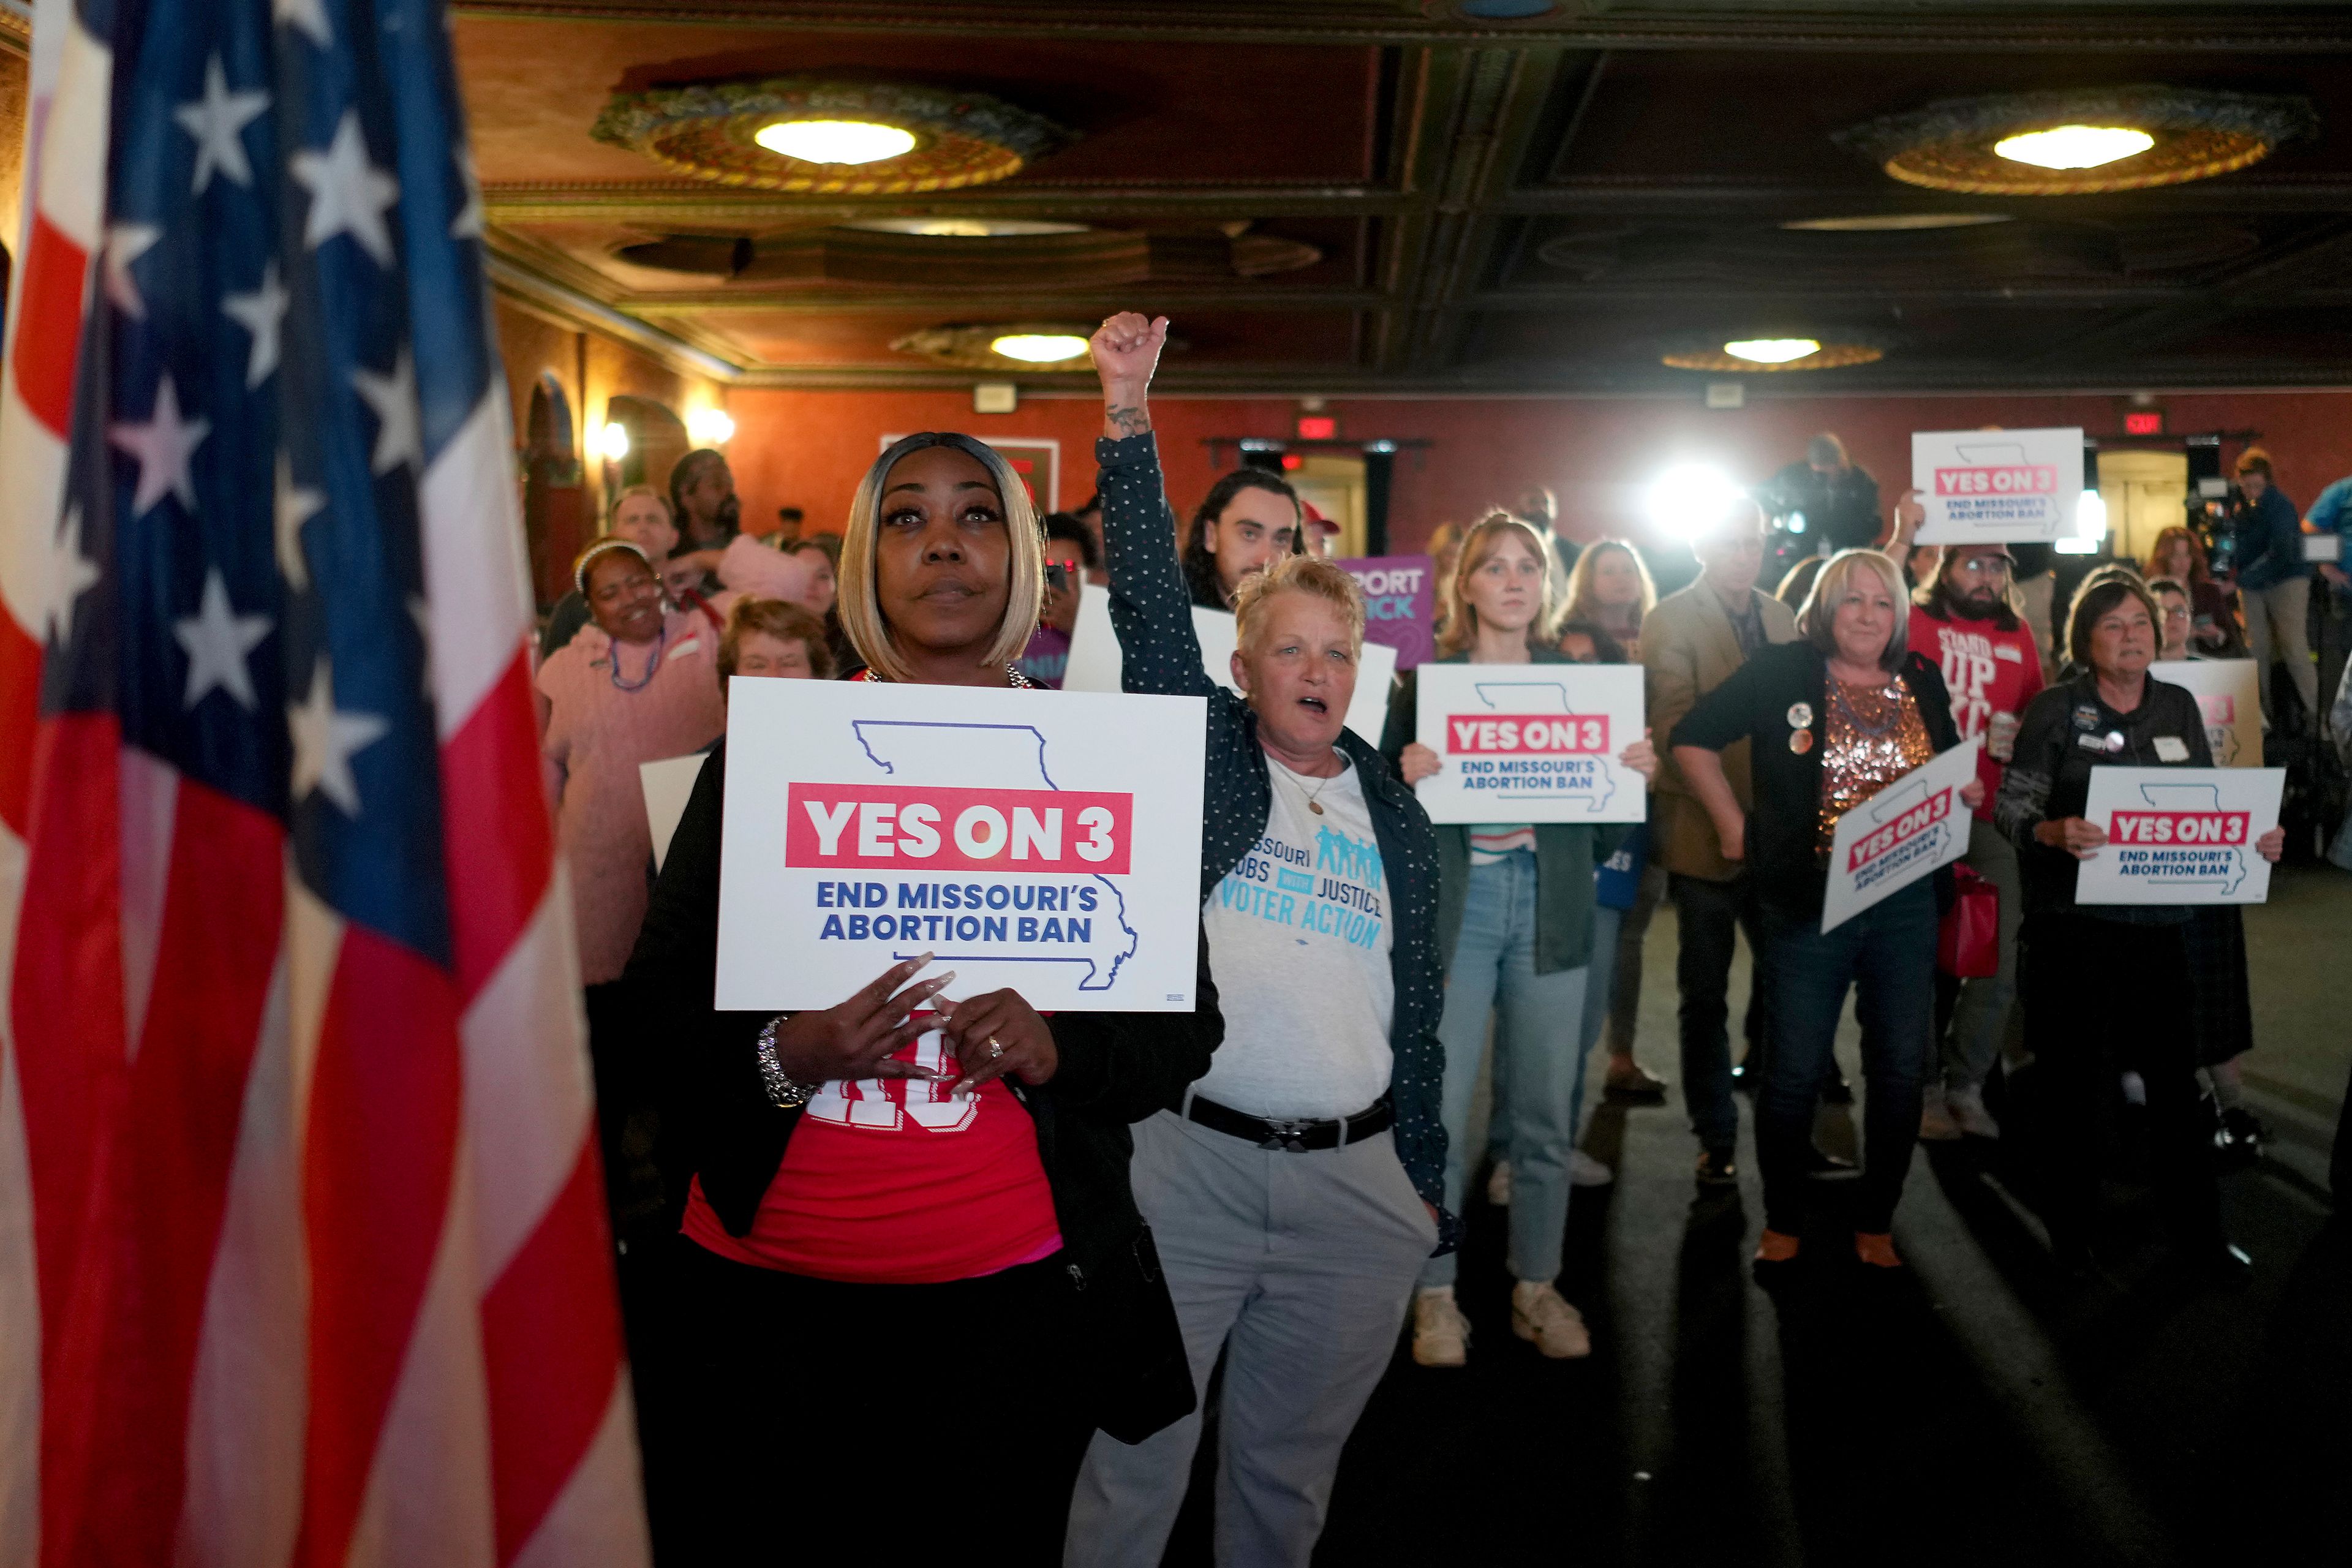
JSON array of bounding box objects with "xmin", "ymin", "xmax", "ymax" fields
[
  {"xmin": 627, "ymin": 431, "xmax": 1223, "ymax": 1560},
  {"xmin": 1994, "ymin": 575, "xmax": 2280, "ymax": 1280},
  {"xmin": 1382, "ymin": 513, "xmax": 1656, "ymax": 1365},
  {"xmin": 1670, "ymin": 549, "xmax": 1979, "ymax": 1270},
  {"xmin": 1070, "ymin": 312, "xmax": 1448, "ymax": 1568}
]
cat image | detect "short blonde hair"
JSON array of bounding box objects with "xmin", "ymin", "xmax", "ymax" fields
[
  {"xmin": 1438, "ymin": 511, "xmax": 1561, "ymax": 655},
  {"xmin": 1795, "ymin": 548, "xmax": 1910, "ymax": 673},
  {"xmin": 1231, "ymin": 552, "xmax": 1366, "ymax": 655},
  {"xmin": 608, "ymin": 484, "xmax": 672, "ymax": 528},
  {"xmin": 838, "ymin": 433, "xmax": 1043, "ymax": 682}
]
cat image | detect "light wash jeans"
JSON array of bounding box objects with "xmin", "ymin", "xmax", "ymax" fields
[{"xmin": 1421, "ymin": 851, "xmax": 1588, "ymax": 1289}]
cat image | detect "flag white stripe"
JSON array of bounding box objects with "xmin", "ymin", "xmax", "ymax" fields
[
  {"xmin": 118, "ymin": 747, "xmax": 181, "ymax": 1057},
  {"xmin": 419, "ymin": 387, "xmax": 533, "ymax": 742},
  {"xmin": 31, "ymin": 15, "xmax": 108, "ymax": 249},
  {"xmin": 507, "ymin": 1379, "xmax": 644, "ymax": 1568},
  {"xmin": 173, "ymin": 919, "xmax": 305, "ymax": 1568}
]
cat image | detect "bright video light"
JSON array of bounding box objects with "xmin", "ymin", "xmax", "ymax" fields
[
  {"xmin": 688, "ymin": 407, "xmax": 736, "ymax": 445},
  {"xmin": 1647, "ymin": 463, "xmax": 1746, "ymax": 537},
  {"xmin": 1994, "ymin": 126, "xmax": 2153, "ymax": 172},
  {"xmin": 755, "ymin": 119, "xmax": 916, "ymax": 165},
  {"xmin": 990, "ymin": 333, "xmax": 1089, "ymax": 364},
  {"xmin": 597, "ymin": 421, "xmax": 630, "ymax": 462},
  {"xmin": 1724, "ymin": 337, "xmax": 1820, "ymax": 365},
  {"xmin": 2056, "ymin": 489, "xmax": 2108, "ymax": 552}
]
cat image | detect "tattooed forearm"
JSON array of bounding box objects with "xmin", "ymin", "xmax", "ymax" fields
[{"xmin": 1104, "ymin": 400, "xmax": 1152, "ymax": 438}]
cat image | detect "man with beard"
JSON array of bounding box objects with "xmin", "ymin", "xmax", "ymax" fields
[
  {"xmin": 668, "ymin": 447, "xmax": 743, "ymax": 592},
  {"xmin": 1909, "ymin": 542, "xmax": 2043, "ymax": 1141}
]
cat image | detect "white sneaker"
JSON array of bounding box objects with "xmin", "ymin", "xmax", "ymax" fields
[
  {"xmin": 1510, "ymin": 1281, "xmax": 1591, "ymax": 1359},
  {"xmin": 1948, "ymin": 1084, "xmax": 2002, "ymax": 1140},
  {"xmin": 1412, "ymin": 1287, "xmax": 1470, "ymax": 1367},
  {"xmin": 1569, "ymin": 1150, "xmax": 1615, "ymax": 1188},
  {"xmin": 1486, "ymin": 1159, "xmax": 1513, "ymax": 1207}
]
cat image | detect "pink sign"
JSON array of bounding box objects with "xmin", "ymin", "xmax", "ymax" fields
[{"xmin": 1338, "ymin": 554, "xmax": 1438, "ymax": 670}]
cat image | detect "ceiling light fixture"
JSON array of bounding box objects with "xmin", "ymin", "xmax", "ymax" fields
[
  {"xmin": 1993, "ymin": 125, "xmax": 2153, "ymax": 171},
  {"xmin": 844, "ymin": 217, "xmax": 1090, "ymax": 239},
  {"xmin": 1780, "ymin": 213, "xmax": 2012, "ymax": 232},
  {"xmin": 1723, "ymin": 337, "xmax": 1821, "ymax": 365},
  {"xmin": 1836, "ymin": 86, "xmax": 2315, "ymax": 197},
  {"xmin": 753, "ymin": 119, "xmax": 916, "ymax": 165},
  {"xmin": 989, "ymin": 333, "xmax": 1090, "ymax": 364}
]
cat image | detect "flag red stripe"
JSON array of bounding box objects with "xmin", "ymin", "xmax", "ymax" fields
[
  {"xmin": 440, "ymin": 652, "xmax": 553, "ymax": 1003},
  {"xmin": 64, "ymin": 784, "xmax": 283, "ymax": 1564},
  {"xmin": 10, "ymin": 216, "xmax": 90, "ymax": 438},
  {"xmin": 480, "ymin": 1137, "xmax": 625, "ymax": 1565},
  {"xmin": 6, "ymin": 715, "xmax": 127, "ymax": 1568},
  {"xmin": 295, "ymin": 930, "xmax": 463, "ymax": 1568},
  {"xmin": 0, "ymin": 614, "xmax": 39, "ymax": 837}
]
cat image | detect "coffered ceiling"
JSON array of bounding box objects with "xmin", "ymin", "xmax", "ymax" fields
[{"xmin": 458, "ymin": 0, "xmax": 2352, "ymax": 394}]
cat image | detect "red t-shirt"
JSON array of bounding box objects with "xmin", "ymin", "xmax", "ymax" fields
[
  {"xmin": 1909, "ymin": 605, "xmax": 2045, "ymax": 820},
  {"xmin": 680, "ymin": 1019, "xmax": 1061, "ymax": 1284}
]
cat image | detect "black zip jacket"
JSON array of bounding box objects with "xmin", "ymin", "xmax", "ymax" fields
[
  {"xmin": 625, "ymin": 742, "xmax": 1224, "ymax": 1442},
  {"xmin": 1669, "ymin": 639, "xmax": 1962, "ymax": 921}
]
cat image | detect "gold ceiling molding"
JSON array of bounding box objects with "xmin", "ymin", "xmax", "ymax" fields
[
  {"xmin": 608, "ymin": 223, "xmax": 1322, "ymax": 288},
  {"xmin": 1836, "ymin": 86, "xmax": 2318, "ymax": 197},
  {"xmin": 590, "ymin": 77, "xmax": 1073, "ymax": 195},
  {"xmin": 891, "ymin": 321, "xmax": 1187, "ymax": 372}
]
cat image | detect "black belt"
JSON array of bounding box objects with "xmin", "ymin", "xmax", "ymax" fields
[{"xmin": 1186, "ymin": 1093, "xmax": 1392, "ymax": 1153}]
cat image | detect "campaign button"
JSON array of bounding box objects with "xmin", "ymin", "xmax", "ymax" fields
[
  {"xmin": 1787, "ymin": 703, "xmax": 1814, "ymax": 729},
  {"xmin": 1790, "ymin": 729, "xmax": 1815, "ymax": 755}
]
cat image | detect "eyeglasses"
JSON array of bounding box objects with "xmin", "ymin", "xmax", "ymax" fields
[{"xmin": 1954, "ymin": 556, "xmax": 2011, "ymax": 575}]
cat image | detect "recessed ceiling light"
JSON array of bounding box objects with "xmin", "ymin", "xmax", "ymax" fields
[
  {"xmin": 753, "ymin": 119, "xmax": 917, "ymax": 166},
  {"xmin": 842, "ymin": 217, "xmax": 1091, "ymax": 238},
  {"xmin": 1723, "ymin": 337, "xmax": 1821, "ymax": 364},
  {"xmin": 1781, "ymin": 213, "xmax": 2013, "ymax": 232},
  {"xmin": 990, "ymin": 333, "xmax": 1090, "ymax": 364},
  {"xmin": 1992, "ymin": 125, "xmax": 2155, "ymax": 171}
]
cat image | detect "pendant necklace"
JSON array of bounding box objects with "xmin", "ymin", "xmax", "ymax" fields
[{"xmin": 1288, "ymin": 757, "xmax": 1341, "ymax": 815}]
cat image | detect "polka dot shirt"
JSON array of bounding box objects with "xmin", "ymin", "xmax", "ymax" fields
[{"xmin": 1095, "ymin": 432, "xmax": 1457, "ymax": 1251}]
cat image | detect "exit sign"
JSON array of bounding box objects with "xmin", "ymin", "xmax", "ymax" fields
[
  {"xmin": 2124, "ymin": 410, "xmax": 2165, "ymax": 435},
  {"xmin": 1296, "ymin": 415, "xmax": 1338, "ymax": 441}
]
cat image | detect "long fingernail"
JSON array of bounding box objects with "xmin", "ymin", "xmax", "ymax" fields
[{"xmin": 952, "ymin": 1079, "xmax": 974, "ymax": 1098}]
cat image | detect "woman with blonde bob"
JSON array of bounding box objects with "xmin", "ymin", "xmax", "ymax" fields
[
  {"xmin": 1384, "ymin": 512, "xmax": 1656, "ymax": 1366},
  {"xmin": 625, "ymin": 430, "xmax": 1219, "ymax": 1560},
  {"xmin": 1672, "ymin": 549, "xmax": 1980, "ymax": 1270}
]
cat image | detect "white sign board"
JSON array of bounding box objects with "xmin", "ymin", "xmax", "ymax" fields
[
  {"xmin": 2149, "ymin": 660, "xmax": 2263, "ymax": 768},
  {"xmin": 2075, "ymin": 766, "xmax": 2283, "ymax": 906},
  {"xmin": 715, "ymin": 679, "xmax": 1207, "ymax": 1012},
  {"xmin": 1912, "ymin": 427, "xmax": 2085, "ymax": 544},
  {"xmin": 640, "ymin": 753, "xmax": 709, "ymax": 873},
  {"xmin": 1411, "ymin": 664, "xmax": 1647, "ymax": 824},
  {"xmin": 1063, "ymin": 590, "xmax": 1396, "ymax": 745},
  {"xmin": 1820, "ymin": 739, "xmax": 1981, "ymax": 932}
]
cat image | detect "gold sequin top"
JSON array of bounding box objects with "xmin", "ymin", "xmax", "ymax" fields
[{"xmin": 1817, "ymin": 679, "xmax": 1936, "ymax": 850}]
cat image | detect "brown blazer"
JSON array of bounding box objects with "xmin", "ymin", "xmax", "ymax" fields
[{"xmin": 1643, "ymin": 579, "xmax": 1799, "ymax": 881}]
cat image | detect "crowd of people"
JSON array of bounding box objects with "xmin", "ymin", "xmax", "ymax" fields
[{"xmin": 527, "ymin": 312, "xmax": 2337, "ymax": 1563}]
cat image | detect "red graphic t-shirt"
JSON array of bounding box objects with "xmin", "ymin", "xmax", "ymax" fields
[
  {"xmin": 1909, "ymin": 605, "xmax": 2045, "ymax": 820},
  {"xmin": 681, "ymin": 1019, "xmax": 1062, "ymax": 1284}
]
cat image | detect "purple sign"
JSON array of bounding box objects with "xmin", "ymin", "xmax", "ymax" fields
[{"xmin": 1338, "ymin": 554, "xmax": 1438, "ymax": 671}]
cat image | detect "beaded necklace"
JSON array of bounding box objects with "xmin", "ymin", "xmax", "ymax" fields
[{"xmin": 607, "ymin": 623, "xmax": 668, "ymax": 692}]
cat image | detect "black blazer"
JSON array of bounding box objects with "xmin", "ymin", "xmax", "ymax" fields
[
  {"xmin": 1669, "ymin": 640, "xmax": 1962, "ymax": 920},
  {"xmin": 624, "ymin": 742, "xmax": 1224, "ymax": 1442}
]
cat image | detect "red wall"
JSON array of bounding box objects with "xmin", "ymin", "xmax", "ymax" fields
[{"xmin": 722, "ymin": 385, "xmax": 2352, "ymax": 556}]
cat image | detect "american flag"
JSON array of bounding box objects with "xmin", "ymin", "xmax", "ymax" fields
[{"xmin": 0, "ymin": 1, "xmax": 649, "ymax": 1565}]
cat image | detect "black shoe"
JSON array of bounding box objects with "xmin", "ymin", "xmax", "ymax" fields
[
  {"xmin": 2214, "ymin": 1106, "xmax": 2266, "ymax": 1165},
  {"xmin": 1805, "ymin": 1145, "xmax": 1860, "ymax": 1180},
  {"xmin": 1695, "ymin": 1147, "xmax": 1739, "ymax": 1187},
  {"xmin": 1731, "ymin": 1060, "xmax": 1757, "ymax": 1095},
  {"xmin": 1820, "ymin": 1075, "xmax": 1855, "ymax": 1106}
]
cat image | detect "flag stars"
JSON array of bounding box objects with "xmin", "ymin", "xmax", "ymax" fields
[
  {"xmin": 276, "ymin": 0, "xmax": 332, "ymax": 48},
  {"xmin": 290, "ymin": 660, "xmax": 388, "ymax": 817},
  {"xmin": 173, "ymin": 570, "xmax": 273, "ymax": 710},
  {"xmin": 223, "ymin": 260, "xmax": 289, "ymax": 388},
  {"xmin": 275, "ymin": 453, "xmax": 325, "ymax": 591},
  {"xmin": 173, "ymin": 55, "xmax": 270, "ymax": 194},
  {"xmin": 291, "ymin": 111, "xmax": 399, "ymax": 267},
  {"xmin": 352, "ymin": 350, "xmax": 421, "ymax": 475},
  {"xmin": 103, "ymin": 223, "xmax": 163, "ymax": 320},
  {"xmin": 45, "ymin": 506, "xmax": 101, "ymax": 649},
  {"xmin": 109, "ymin": 372, "xmax": 211, "ymax": 516}
]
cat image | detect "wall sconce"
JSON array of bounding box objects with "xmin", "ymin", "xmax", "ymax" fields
[
  {"xmin": 597, "ymin": 421, "xmax": 631, "ymax": 462},
  {"xmin": 688, "ymin": 407, "xmax": 736, "ymax": 446}
]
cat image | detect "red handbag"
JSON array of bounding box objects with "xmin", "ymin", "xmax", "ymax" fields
[{"xmin": 1937, "ymin": 864, "xmax": 1999, "ymax": 979}]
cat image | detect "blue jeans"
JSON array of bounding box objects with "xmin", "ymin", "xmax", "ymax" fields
[
  {"xmin": 1566, "ymin": 902, "xmax": 1623, "ymax": 1143},
  {"xmin": 1756, "ymin": 879, "xmax": 1937, "ymax": 1235},
  {"xmin": 1422, "ymin": 852, "xmax": 1588, "ymax": 1288}
]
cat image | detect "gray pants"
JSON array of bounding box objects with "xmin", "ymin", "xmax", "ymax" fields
[
  {"xmin": 1940, "ymin": 816, "xmax": 2022, "ymax": 1093},
  {"xmin": 2244, "ymin": 575, "xmax": 2317, "ymax": 720},
  {"xmin": 1065, "ymin": 1110, "xmax": 1437, "ymax": 1568}
]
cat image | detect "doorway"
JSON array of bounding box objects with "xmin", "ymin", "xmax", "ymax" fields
[
  {"xmin": 2096, "ymin": 448, "xmax": 2188, "ymax": 567},
  {"xmin": 1288, "ymin": 454, "xmax": 1368, "ymax": 558}
]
